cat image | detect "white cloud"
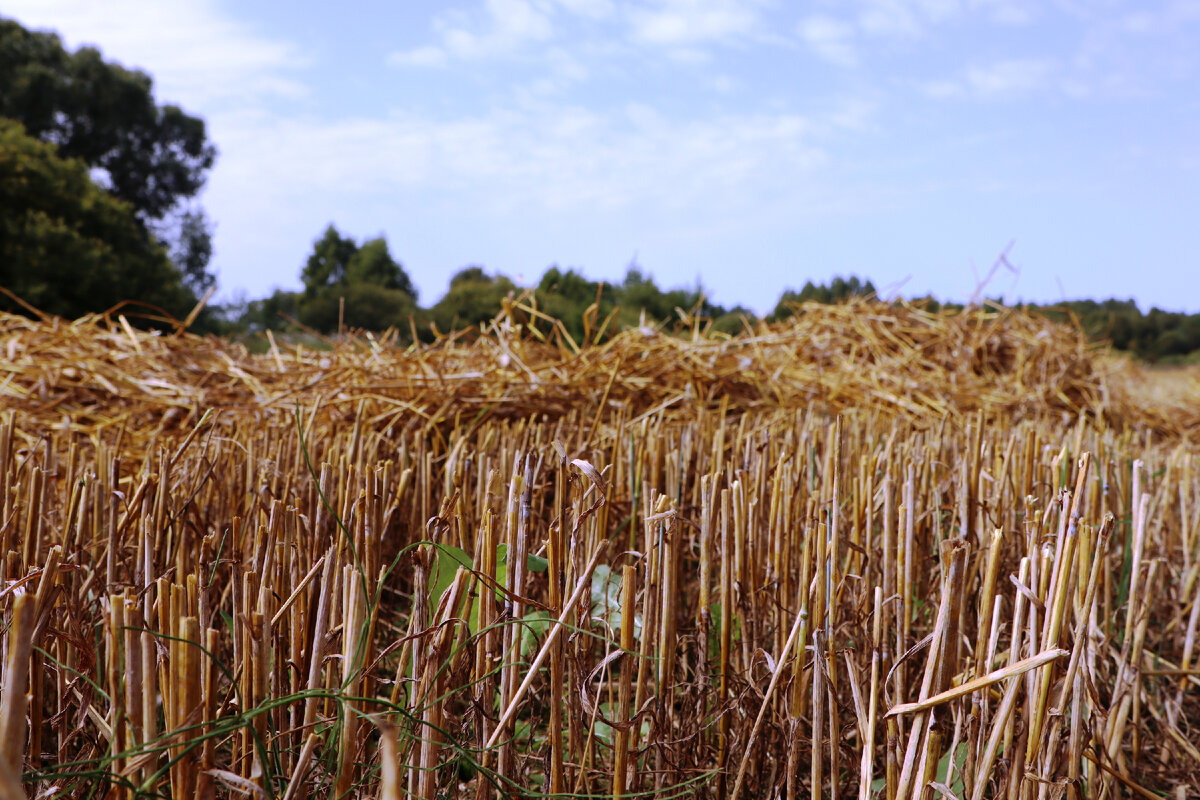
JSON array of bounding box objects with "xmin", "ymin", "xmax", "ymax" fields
[
  {"xmin": 1110, "ymin": 3, "xmax": 1200, "ymax": 35},
  {"xmin": 917, "ymin": 79, "xmax": 963, "ymax": 98},
  {"xmin": 793, "ymin": 0, "xmax": 1032, "ymax": 53},
  {"xmin": 203, "ymin": 98, "xmax": 849, "ymax": 244},
  {"xmin": 712, "ymin": 74, "xmax": 737, "ymax": 92},
  {"xmin": 392, "ymin": 0, "xmax": 771, "ymax": 67},
  {"xmin": 917, "ymin": 58, "xmax": 1057, "ymax": 99},
  {"xmin": 554, "ymin": 0, "xmax": 617, "ymax": 18},
  {"xmin": 856, "ymin": 0, "xmax": 960, "ymax": 39},
  {"xmin": 387, "ymin": 45, "xmax": 448, "ymax": 68},
  {"xmin": 2, "ymin": 0, "xmax": 306, "ymax": 108},
  {"xmin": 968, "ymin": 0, "xmax": 1035, "ymax": 25},
  {"xmin": 966, "ymin": 57, "xmax": 1055, "ymax": 96},
  {"xmin": 389, "ymin": 0, "xmax": 555, "ymax": 65},
  {"xmin": 1119, "ymin": 12, "xmax": 1158, "ymax": 34},
  {"xmin": 799, "ymin": 15, "xmax": 858, "ymax": 66},
  {"xmin": 197, "ymin": 97, "xmax": 855, "ymax": 304},
  {"xmin": 857, "ymin": 1, "xmax": 922, "ymax": 38},
  {"xmin": 827, "ymin": 98, "xmax": 876, "ymax": 131},
  {"xmin": 628, "ymin": 0, "xmax": 763, "ymax": 47}
]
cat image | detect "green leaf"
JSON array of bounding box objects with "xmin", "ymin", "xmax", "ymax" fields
[
  {"xmin": 495, "ymin": 543, "xmax": 549, "ymax": 573},
  {"xmin": 590, "ymin": 564, "xmax": 642, "ymax": 641},
  {"xmin": 707, "ymin": 602, "xmax": 742, "ymax": 659},
  {"xmin": 429, "ymin": 543, "xmax": 473, "ymax": 618},
  {"xmin": 519, "ymin": 610, "xmax": 553, "ymax": 658},
  {"xmin": 428, "ymin": 544, "xmax": 553, "ymax": 641},
  {"xmin": 593, "ymin": 702, "xmax": 617, "ymax": 746},
  {"xmin": 936, "ymin": 742, "xmax": 968, "ymax": 794},
  {"xmin": 593, "ymin": 702, "xmax": 651, "ymax": 748}
]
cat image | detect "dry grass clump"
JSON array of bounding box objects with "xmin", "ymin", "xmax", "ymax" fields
[
  {"xmin": 1, "ymin": 296, "xmax": 1166, "ymax": 441},
  {"xmin": 0, "ymin": 300, "xmax": 1197, "ymax": 799},
  {"xmin": 1104, "ymin": 358, "xmax": 1200, "ymax": 440}
]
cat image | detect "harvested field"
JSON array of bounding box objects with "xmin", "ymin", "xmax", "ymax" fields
[{"xmin": 0, "ymin": 299, "xmax": 1197, "ymax": 798}]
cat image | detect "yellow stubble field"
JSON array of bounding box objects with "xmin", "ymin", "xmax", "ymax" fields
[{"xmin": 0, "ymin": 298, "xmax": 1196, "ymax": 798}]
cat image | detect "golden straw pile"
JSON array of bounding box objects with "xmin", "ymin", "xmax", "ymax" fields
[
  {"xmin": 3, "ymin": 297, "xmax": 1192, "ymax": 437},
  {"xmin": 0, "ymin": 299, "xmax": 1197, "ymax": 799}
]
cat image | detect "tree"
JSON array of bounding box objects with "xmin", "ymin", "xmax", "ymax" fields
[
  {"xmin": 298, "ymin": 283, "xmax": 417, "ymax": 334},
  {"xmin": 535, "ymin": 267, "xmax": 616, "ymax": 343},
  {"xmin": 431, "ymin": 266, "xmax": 517, "ymax": 332},
  {"xmin": 345, "ymin": 238, "xmax": 417, "ymax": 297},
  {"xmin": 171, "ymin": 208, "xmax": 215, "ymax": 296},
  {"xmin": 300, "ymin": 225, "xmax": 416, "ymax": 299},
  {"xmin": 528, "ymin": 263, "xmax": 728, "ymax": 341},
  {"xmin": 537, "ymin": 267, "xmax": 611, "ymax": 308},
  {"xmin": 295, "ymin": 225, "xmax": 418, "ymax": 333},
  {"xmin": 614, "ymin": 265, "xmax": 720, "ymax": 328},
  {"xmin": 710, "ymin": 306, "xmax": 756, "ymax": 336},
  {"xmin": 0, "ymin": 16, "xmax": 217, "ymax": 291},
  {"xmin": 301, "ymin": 225, "xmax": 359, "ymax": 297},
  {"xmin": 617, "ymin": 266, "xmax": 671, "ymax": 322},
  {"xmin": 238, "ymin": 289, "xmax": 301, "ymax": 332},
  {"xmin": 0, "ymin": 119, "xmax": 194, "ymax": 320},
  {"xmin": 771, "ymin": 275, "xmax": 877, "ymax": 321}
]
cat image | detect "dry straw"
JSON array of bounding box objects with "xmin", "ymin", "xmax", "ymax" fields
[{"xmin": 0, "ymin": 298, "xmax": 1196, "ymax": 798}]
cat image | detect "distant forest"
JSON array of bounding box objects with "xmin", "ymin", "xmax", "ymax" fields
[{"xmin": 229, "ymin": 238, "xmax": 1200, "ymax": 364}]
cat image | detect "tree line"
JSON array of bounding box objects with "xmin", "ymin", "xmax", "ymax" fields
[
  {"xmin": 213, "ymin": 234, "xmax": 1200, "ymax": 364},
  {"xmin": 233, "ymin": 230, "xmax": 755, "ymax": 345},
  {"xmin": 2, "ymin": 16, "xmax": 1198, "ymax": 363}
]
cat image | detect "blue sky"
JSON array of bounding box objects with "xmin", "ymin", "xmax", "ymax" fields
[{"xmin": 7, "ymin": 0, "xmax": 1200, "ymax": 314}]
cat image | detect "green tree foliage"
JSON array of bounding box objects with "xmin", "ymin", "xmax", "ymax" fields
[
  {"xmin": 770, "ymin": 275, "xmax": 877, "ymax": 320},
  {"xmin": 618, "ymin": 267, "xmax": 683, "ymax": 326},
  {"xmin": 171, "ymin": 208, "xmax": 215, "ymax": 296},
  {"xmin": 0, "ymin": 16, "xmax": 217, "ymax": 292},
  {"xmin": 238, "ymin": 290, "xmax": 302, "ymax": 333},
  {"xmin": 301, "ymin": 225, "xmax": 358, "ymax": 297},
  {"xmin": 534, "ymin": 267, "xmax": 618, "ymax": 343},
  {"xmin": 293, "ymin": 225, "xmax": 418, "ymax": 333},
  {"xmin": 231, "ymin": 242, "xmax": 1200, "ymax": 363},
  {"xmin": 0, "ymin": 120, "xmax": 194, "ymax": 320},
  {"xmin": 1024, "ymin": 299, "xmax": 1200, "ymax": 363},
  {"xmin": 301, "ymin": 225, "xmax": 416, "ymax": 299},
  {"xmin": 0, "ymin": 18, "xmax": 215, "ymax": 219},
  {"xmin": 710, "ymin": 306, "xmax": 756, "ymax": 336},
  {"xmin": 537, "ymin": 267, "xmax": 614, "ymax": 309},
  {"xmin": 766, "ymin": 277, "xmax": 1200, "ymax": 363},
  {"xmin": 431, "ymin": 267, "xmax": 517, "ymax": 333},
  {"xmin": 298, "ymin": 282, "xmax": 417, "ymax": 334},
  {"xmin": 345, "ymin": 238, "xmax": 417, "ymax": 296},
  {"xmin": 525, "ymin": 264, "xmax": 731, "ymax": 343}
]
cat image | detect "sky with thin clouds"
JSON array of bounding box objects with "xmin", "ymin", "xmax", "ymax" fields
[{"xmin": 5, "ymin": 0, "xmax": 1200, "ymax": 313}]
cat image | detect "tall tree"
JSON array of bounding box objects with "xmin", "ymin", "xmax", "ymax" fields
[
  {"xmin": 171, "ymin": 208, "xmax": 215, "ymax": 296},
  {"xmin": 300, "ymin": 225, "xmax": 416, "ymax": 300},
  {"xmin": 431, "ymin": 266, "xmax": 516, "ymax": 332},
  {"xmin": 345, "ymin": 238, "xmax": 417, "ymax": 298},
  {"xmin": 0, "ymin": 120, "xmax": 193, "ymax": 320},
  {"xmin": 295, "ymin": 225, "xmax": 418, "ymax": 333},
  {"xmin": 301, "ymin": 225, "xmax": 359, "ymax": 297},
  {"xmin": 0, "ymin": 16, "xmax": 218, "ymax": 290}
]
